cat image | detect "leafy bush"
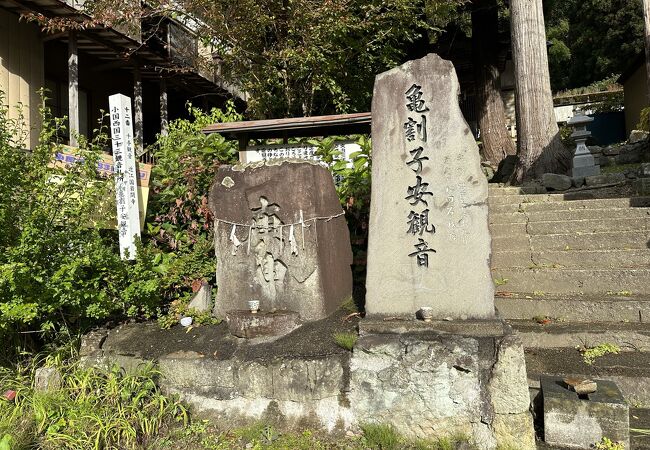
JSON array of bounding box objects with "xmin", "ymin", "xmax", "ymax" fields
[{"xmin": 0, "ymin": 93, "xmax": 242, "ymax": 357}]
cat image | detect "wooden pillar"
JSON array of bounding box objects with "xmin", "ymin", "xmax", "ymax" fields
[
  {"xmin": 644, "ymin": 0, "xmax": 650, "ymax": 104},
  {"xmin": 238, "ymin": 134, "xmax": 248, "ymax": 163},
  {"xmin": 133, "ymin": 64, "xmax": 144, "ymax": 154},
  {"xmin": 68, "ymin": 30, "xmax": 79, "ymax": 147},
  {"xmin": 159, "ymin": 78, "xmax": 168, "ymax": 136}
]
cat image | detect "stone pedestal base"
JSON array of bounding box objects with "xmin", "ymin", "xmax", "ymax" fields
[
  {"xmin": 351, "ymin": 319, "xmax": 536, "ymax": 450},
  {"xmin": 225, "ymin": 310, "xmax": 300, "ymax": 339}
]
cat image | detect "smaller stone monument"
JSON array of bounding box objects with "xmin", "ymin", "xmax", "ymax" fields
[
  {"xmin": 568, "ymin": 109, "xmax": 600, "ymax": 178},
  {"xmin": 209, "ymin": 160, "xmax": 353, "ymax": 324}
]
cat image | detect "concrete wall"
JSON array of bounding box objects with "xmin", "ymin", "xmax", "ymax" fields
[
  {"xmin": 623, "ymin": 64, "xmax": 647, "ymax": 136},
  {"xmin": 0, "ymin": 7, "xmax": 44, "ymax": 148}
]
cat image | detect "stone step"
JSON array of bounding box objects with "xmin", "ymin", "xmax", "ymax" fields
[
  {"xmin": 492, "ymin": 230, "xmax": 650, "ymax": 251},
  {"xmin": 508, "ymin": 320, "xmax": 650, "ymax": 351},
  {"xmin": 492, "ymin": 267, "xmax": 650, "ymax": 294},
  {"xmin": 524, "ymin": 347, "xmax": 650, "ymax": 406},
  {"xmin": 490, "ymin": 217, "xmax": 650, "ymax": 236},
  {"xmin": 489, "ymin": 197, "xmax": 650, "ymax": 214},
  {"xmin": 488, "ymin": 193, "xmax": 580, "ymax": 205},
  {"xmin": 495, "ymin": 293, "xmax": 650, "ymax": 322},
  {"xmin": 488, "ymin": 185, "xmax": 546, "ymax": 196},
  {"xmin": 489, "ymin": 207, "xmax": 650, "ymax": 224},
  {"xmin": 492, "ymin": 249, "xmax": 650, "ymax": 269}
]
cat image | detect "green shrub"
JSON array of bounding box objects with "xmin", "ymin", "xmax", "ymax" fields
[{"xmin": 361, "ymin": 423, "xmax": 401, "ymax": 450}]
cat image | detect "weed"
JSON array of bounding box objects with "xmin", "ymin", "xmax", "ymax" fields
[
  {"xmin": 0, "ymin": 358, "xmax": 188, "ymax": 449},
  {"xmin": 493, "ymin": 278, "xmax": 509, "ymax": 286},
  {"xmin": 361, "ymin": 423, "xmax": 401, "ymax": 450},
  {"xmin": 333, "ymin": 332, "xmax": 358, "ymax": 351},
  {"xmin": 595, "ymin": 437, "xmax": 625, "ymax": 450},
  {"xmin": 533, "ymin": 291, "xmax": 545, "ymax": 297},
  {"xmin": 341, "ymin": 296, "xmax": 359, "ymax": 313},
  {"xmin": 578, "ymin": 343, "xmax": 621, "ymax": 365}
]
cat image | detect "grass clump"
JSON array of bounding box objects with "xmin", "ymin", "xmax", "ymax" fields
[
  {"xmin": 0, "ymin": 358, "xmax": 188, "ymax": 449},
  {"xmin": 579, "ymin": 343, "xmax": 621, "ymax": 365},
  {"xmin": 333, "ymin": 332, "xmax": 358, "ymax": 351},
  {"xmin": 361, "ymin": 423, "xmax": 401, "ymax": 450}
]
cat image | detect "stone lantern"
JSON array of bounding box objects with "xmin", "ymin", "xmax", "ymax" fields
[{"xmin": 567, "ymin": 109, "xmax": 600, "ymax": 178}]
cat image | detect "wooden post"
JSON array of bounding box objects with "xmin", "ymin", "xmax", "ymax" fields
[
  {"xmin": 133, "ymin": 64, "xmax": 144, "ymax": 154},
  {"xmin": 160, "ymin": 78, "xmax": 168, "ymax": 136},
  {"xmin": 644, "ymin": 0, "xmax": 650, "ymax": 103},
  {"xmin": 68, "ymin": 30, "xmax": 79, "ymax": 147},
  {"xmin": 238, "ymin": 134, "xmax": 248, "ymax": 163}
]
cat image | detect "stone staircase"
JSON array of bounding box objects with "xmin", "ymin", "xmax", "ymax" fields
[{"xmin": 488, "ymin": 185, "xmax": 650, "ymax": 412}]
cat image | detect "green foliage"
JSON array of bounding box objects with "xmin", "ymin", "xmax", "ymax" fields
[
  {"xmin": 360, "ymin": 423, "xmax": 401, "ymax": 450},
  {"xmin": 579, "ymin": 343, "xmax": 621, "ymax": 365},
  {"xmin": 637, "ymin": 107, "xmax": 650, "ymax": 131},
  {"xmin": 200, "ymin": 0, "xmax": 434, "ymax": 117},
  {"xmin": 595, "ymin": 437, "xmax": 625, "ymax": 450},
  {"xmin": 0, "ymin": 358, "xmax": 188, "ymax": 449},
  {"xmin": 546, "ymin": 0, "xmax": 644, "ymax": 91},
  {"xmin": 333, "ymin": 332, "xmax": 358, "ymax": 351},
  {"xmin": 0, "ymin": 96, "xmax": 128, "ymax": 349},
  {"xmin": 148, "ymin": 102, "xmax": 241, "ymax": 251}
]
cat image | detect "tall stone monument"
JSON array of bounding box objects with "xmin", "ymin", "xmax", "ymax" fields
[
  {"xmin": 209, "ymin": 160, "xmax": 353, "ymax": 322},
  {"xmin": 365, "ymin": 53, "xmax": 494, "ymax": 318}
]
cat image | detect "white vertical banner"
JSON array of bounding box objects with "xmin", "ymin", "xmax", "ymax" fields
[{"xmin": 109, "ymin": 94, "xmax": 141, "ymax": 260}]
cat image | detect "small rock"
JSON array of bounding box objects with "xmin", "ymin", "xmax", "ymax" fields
[
  {"xmin": 639, "ymin": 163, "xmax": 650, "ymax": 178},
  {"xmin": 345, "ymin": 430, "xmax": 356, "ymax": 438},
  {"xmin": 588, "ymin": 145, "xmax": 603, "ymax": 155},
  {"xmin": 616, "ymin": 150, "xmax": 642, "ymax": 164},
  {"xmin": 584, "ymin": 173, "xmax": 626, "ymax": 186},
  {"xmin": 188, "ymin": 282, "xmax": 212, "ymax": 313},
  {"xmin": 3, "ymin": 390, "xmax": 16, "ymax": 401},
  {"xmin": 542, "ymin": 173, "xmax": 572, "ymax": 191},
  {"xmin": 629, "ymin": 129, "xmax": 649, "ymax": 144},
  {"xmin": 34, "ymin": 367, "xmax": 62, "ymax": 392},
  {"xmin": 571, "ymin": 176, "xmax": 585, "ymax": 188},
  {"xmin": 564, "ymin": 377, "xmax": 597, "ymax": 395},
  {"xmin": 602, "ymin": 146, "xmax": 619, "ymax": 156}
]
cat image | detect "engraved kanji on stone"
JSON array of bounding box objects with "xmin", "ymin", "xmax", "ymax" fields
[
  {"xmin": 403, "ymin": 115, "xmax": 427, "ymax": 142},
  {"xmin": 407, "ymin": 209, "xmax": 436, "ymax": 235},
  {"xmin": 405, "ymin": 84, "xmax": 429, "ymax": 113},
  {"xmin": 406, "ymin": 147, "xmax": 429, "ymax": 174},
  {"xmin": 408, "ymin": 238, "xmax": 436, "ymax": 267},
  {"xmin": 405, "ymin": 175, "xmax": 433, "ymax": 206}
]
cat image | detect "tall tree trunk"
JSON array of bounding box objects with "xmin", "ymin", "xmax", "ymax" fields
[
  {"xmin": 643, "ymin": 0, "xmax": 650, "ymax": 104},
  {"xmin": 472, "ymin": 2, "xmax": 516, "ymax": 167},
  {"xmin": 510, "ymin": 0, "xmax": 570, "ymax": 183}
]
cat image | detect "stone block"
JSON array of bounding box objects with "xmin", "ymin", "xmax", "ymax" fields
[
  {"xmin": 209, "ymin": 161, "xmax": 353, "ymax": 321},
  {"xmin": 572, "ymin": 165, "xmax": 600, "ymax": 179},
  {"xmin": 542, "ymin": 376, "xmax": 629, "ymax": 449},
  {"xmin": 34, "ymin": 367, "xmax": 62, "ymax": 392},
  {"xmin": 616, "ymin": 150, "xmax": 642, "ymax": 164},
  {"xmin": 365, "ymin": 53, "xmax": 494, "ymax": 319},
  {"xmin": 225, "ymin": 310, "xmax": 300, "ymax": 339},
  {"xmin": 571, "ymin": 176, "xmax": 585, "ymax": 188},
  {"xmin": 542, "ymin": 173, "xmax": 572, "ymax": 191},
  {"xmin": 635, "ymin": 178, "xmax": 650, "ymax": 196},
  {"xmin": 188, "ymin": 282, "xmax": 212, "ymax": 313},
  {"xmin": 639, "ymin": 162, "xmax": 650, "ymax": 178},
  {"xmin": 488, "ymin": 334, "xmax": 530, "ymax": 415},
  {"xmin": 629, "ymin": 129, "xmax": 648, "ymax": 143},
  {"xmin": 79, "ymin": 328, "xmax": 108, "ymax": 357},
  {"xmin": 602, "ymin": 146, "xmax": 619, "ymax": 156},
  {"xmin": 350, "ymin": 327, "xmax": 535, "ymax": 448},
  {"xmin": 585, "ymin": 172, "xmax": 626, "ymax": 186}
]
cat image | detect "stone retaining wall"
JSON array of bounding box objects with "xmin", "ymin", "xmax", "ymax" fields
[{"xmin": 81, "ymin": 321, "xmax": 535, "ymax": 450}]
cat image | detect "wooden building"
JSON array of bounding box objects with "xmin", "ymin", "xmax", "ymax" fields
[{"xmin": 0, "ymin": 0, "xmax": 246, "ymax": 153}]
